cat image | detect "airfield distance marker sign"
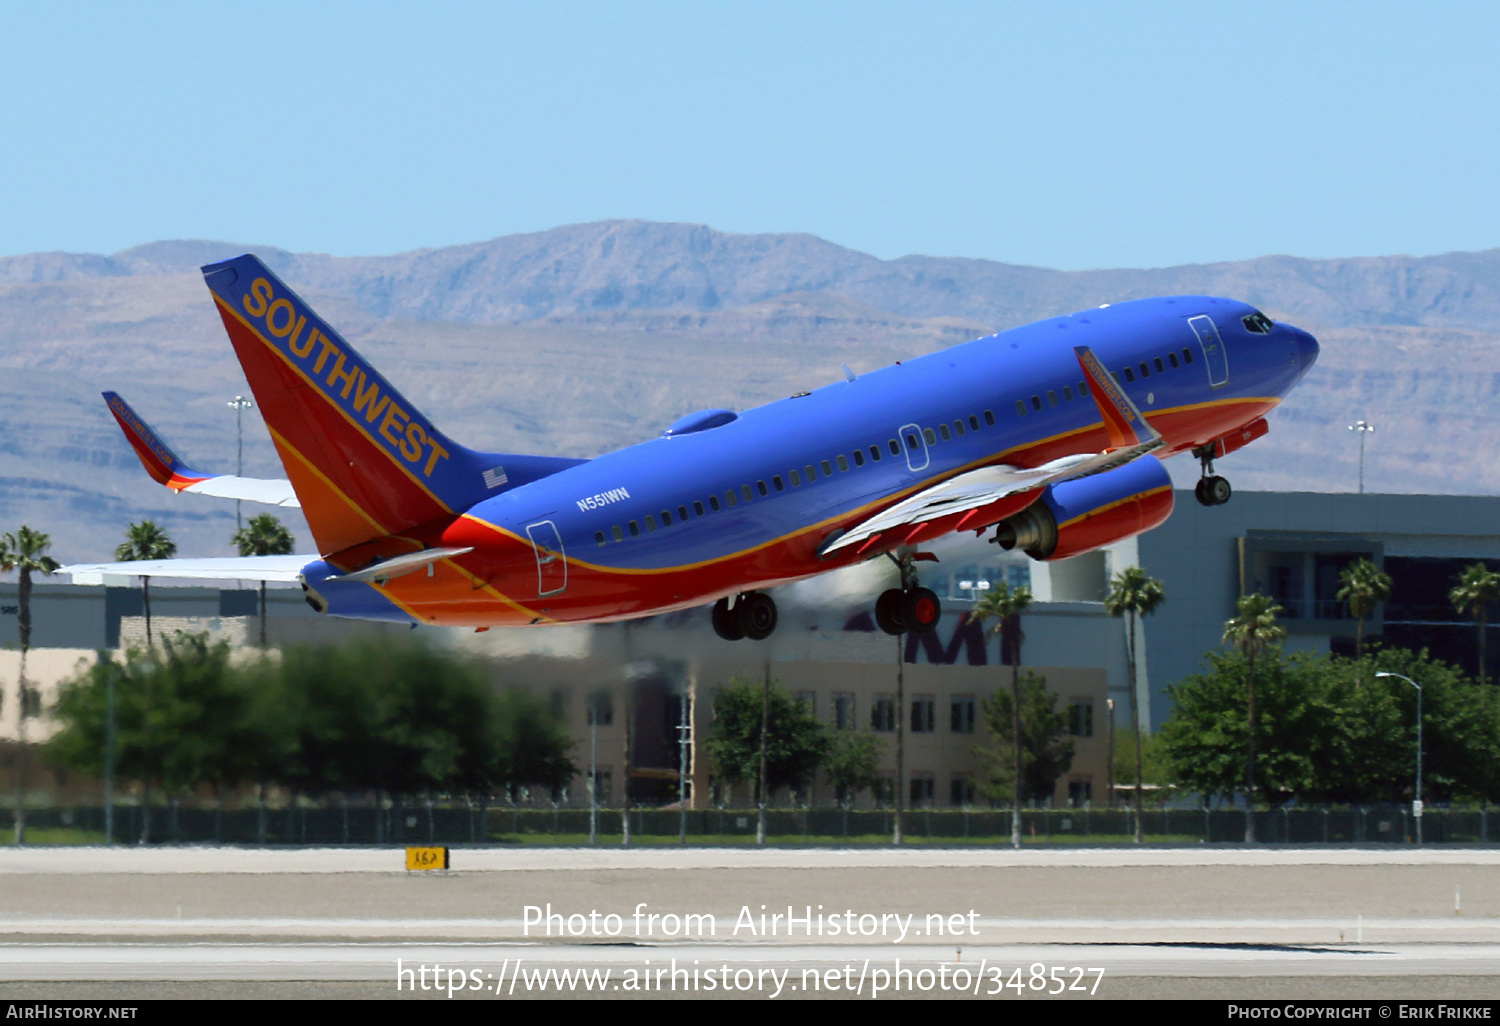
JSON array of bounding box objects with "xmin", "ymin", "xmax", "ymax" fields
[{"xmin": 406, "ymin": 846, "xmax": 450, "ymax": 871}]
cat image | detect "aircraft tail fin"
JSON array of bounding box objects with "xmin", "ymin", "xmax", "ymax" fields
[{"xmin": 200, "ymin": 255, "xmax": 585, "ymax": 555}]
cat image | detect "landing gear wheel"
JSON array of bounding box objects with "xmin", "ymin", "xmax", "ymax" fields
[
  {"xmin": 711, "ymin": 597, "xmax": 744, "ymax": 641},
  {"xmin": 875, "ymin": 588, "xmax": 907, "ymax": 635},
  {"xmin": 1194, "ymin": 478, "xmax": 1211, "ymax": 507},
  {"xmin": 1205, "ymin": 475, "xmax": 1231, "ymax": 506},
  {"xmin": 902, "ymin": 587, "xmax": 942, "ymax": 635},
  {"xmin": 735, "ymin": 591, "xmax": 778, "ymax": 641}
]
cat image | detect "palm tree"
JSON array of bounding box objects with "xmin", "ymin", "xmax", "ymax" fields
[
  {"xmin": 232, "ymin": 514, "xmax": 295, "ymax": 648},
  {"xmin": 1336, "ymin": 557, "xmax": 1391, "ymax": 659},
  {"xmin": 1223, "ymin": 593, "xmax": 1286, "ymax": 843},
  {"xmin": 1450, "ymin": 562, "xmax": 1500, "ymax": 686},
  {"xmin": 0, "ymin": 525, "xmax": 60, "ymax": 845},
  {"xmin": 115, "ymin": 521, "xmax": 176, "ymax": 647},
  {"xmin": 969, "ymin": 580, "xmax": 1033, "ymax": 848},
  {"xmin": 1105, "ymin": 566, "xmax": 1166, "ymax": 843}
]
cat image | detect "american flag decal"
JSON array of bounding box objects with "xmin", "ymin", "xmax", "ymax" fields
[{"xmin": 482, "ymin": 465, "xmax": 509, "ymax": 489}]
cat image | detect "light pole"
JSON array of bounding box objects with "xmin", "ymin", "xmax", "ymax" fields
[
  {"xmin": 1376, "ymin": 671, "xmax": 1423, "ymax": 844},
  {"xmin": 103, "ymin": 656, "xmax": 115, "ymax": 846},
  {"xmin": 677, "ymin": 694, "xmax": 690, "ymax": 844},
  {"xmin": 587, "ymin": 691, "xmax": 599, "ymax": 846},
  {"xmin": 1349, "ymin": 421, "xmax": 1374, "ymax": 494},
  {"xmin": 227, "ymin": 396, "xmax": 254, "ymax": 529}
]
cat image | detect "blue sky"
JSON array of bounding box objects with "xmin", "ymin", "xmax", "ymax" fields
[{"xmin": 2, "ymin": 1, "xmax": 1496, "ymax": 269}]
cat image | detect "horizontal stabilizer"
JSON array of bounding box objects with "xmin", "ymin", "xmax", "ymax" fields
[
  {"xmin": 57, "ymin": 555, "xmax": 311, "ymax": 585},
  {"xmin": 327, "ymin": 547, "xmax": 474, "ymax": 584}
]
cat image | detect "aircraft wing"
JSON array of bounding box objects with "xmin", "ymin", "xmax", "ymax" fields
[
  {"xmin": 820, "ymin": 345, "xmax": 1162, "ymax": 557},
  {"xmin": 102, "ymin": 391, "xmax": 301, "ymax": 508},
  {"xmin": 56, "ymin": 555, "xmax": 312, "ymax": 585}
]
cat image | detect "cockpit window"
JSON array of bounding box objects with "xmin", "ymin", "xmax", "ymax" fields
[{"xmin": 1242, "ymin": 311, "xmax": 1273, "ymax": 334}]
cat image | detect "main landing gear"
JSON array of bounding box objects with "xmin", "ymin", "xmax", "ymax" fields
[
  {"xmin": 873, "ymin": 552, "xmax": 942, "ymax": 636},
  {"xmin": 712, "ymin": 591, "xmax": 778, "ymax": 641},
  {"xmin": 1192, "ymin": 443, "xmax": 1232, "ymax": 507}
]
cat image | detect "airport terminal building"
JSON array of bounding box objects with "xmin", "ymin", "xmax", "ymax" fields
[{"xmin": 4, "ymin": 488, "xmax": 1499, "ymax": 810}]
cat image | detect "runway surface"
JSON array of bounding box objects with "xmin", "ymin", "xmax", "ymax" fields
[{"xmin": 2, "ymin": 846, "xmax": 1498, "ymax": 999}]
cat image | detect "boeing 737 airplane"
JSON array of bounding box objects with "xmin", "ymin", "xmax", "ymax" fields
[{"xmin": 65, "ymin": 254, "xmax": 1319, "ymax": 641}]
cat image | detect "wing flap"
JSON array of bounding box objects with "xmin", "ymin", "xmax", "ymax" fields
[{"xmin": 182, "ymin": 475, "xmax": 301, "ymax": 507}]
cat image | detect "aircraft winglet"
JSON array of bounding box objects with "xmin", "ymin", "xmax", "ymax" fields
[
  {"xmin": 1074, "ymin": 346, "xmax": 1161, "ymax": 450},
  {"xmin": 102, "ymin": 391, "xmax": 213, "ymax": 490}
]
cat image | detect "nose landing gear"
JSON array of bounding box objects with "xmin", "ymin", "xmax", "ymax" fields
[
  {"xmin": 873, "ymin": 552, "xmax": 942, "ymax": 636},
  {"xmin": 711, "ymin": 591, "xmax": 778, "ymax": 641},
  {"xmin": 1192, "ymin": 443, "xmax": 1232, "ymax": 507}
]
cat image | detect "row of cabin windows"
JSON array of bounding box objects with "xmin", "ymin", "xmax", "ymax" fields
[
  {"xmin": 594, "ymin": 409, "xmax": 1001, "ymax": 547},
  {"xmin": 1010, "ymin": 346, "xmax": 1198, "ymax": 418}
]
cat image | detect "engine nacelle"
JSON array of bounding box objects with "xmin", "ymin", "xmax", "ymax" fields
[{"xmin": 993, "ymin": 457, "xmax": 1175, "ymax": 561}]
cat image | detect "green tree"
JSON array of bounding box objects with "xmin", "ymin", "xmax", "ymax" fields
[
  {"xmin": 1450, "ymin": 562, "xmax": 1500, "ymax": 686},
  {"xmin": 704, "ymin": 677, "xmax": 830, "ymax": 803},
  {"xmin": 1104, "ymin": 566, "xmax": 1166, "ymax": 842},
  {"xmin": 824, "ymin": 730, "xmax": 883, "ymax": 807},
  {"xmin": 1223, "ymin": 594, "xmax": 1286, "ymax": 842},
  {"xmin": 50, "ymin": 633, "xmax": 240, "ymax": 843},
  {"xmin": 972, "ymin": 670, "xmax": 1074, "ymax": 809},
  {"xmin": 1336, "ymin": 557, "xmax": 1392, "ymax": 660},
  {"xmin": 968, "ymin": 581, "xmax": 1033, "ymax": 847},
  {"xmin": 115, "ymin": 520, "xmax": 176, "ymax": 648},
  {"xmin": 0, "ymin": 525, "xmax": 60, "ymax": 845},
  {"xmin": 231, "ymin": 514, "xmax": 295, "ymax": 647}
]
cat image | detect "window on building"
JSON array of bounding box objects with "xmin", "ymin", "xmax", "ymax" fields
[
  {"xmin": 1069, "ymin": 698, "xmax": 1094, "ymax": 738},
  {"xmin": 549, "ymin": 689, "xmax": 570, "ymax": 720},
  {"xmin": 950, "ymin": 773, "xmax": 976, "ymax": 807},
  {"xmin": 1068, "ymin": 779, "xmax": 1092, "ymax": 807},
  {"xmin": 795, "ymin": 691, "xmax": 816, "ymax": 715},
  {"xmin": 833, "ymin": 693, "xmax": 856, "ymax": 731},
  {"xmin": 950, "ymin": 695, "xmax": 976, "ymax": 734},
  {"xmin": 871, "ymin": 696, "xmax": 896, "ymax": 732},
  {"xmin": 591, "ymin": 769, "xmax": 612, "ymax": 804},
  {"xmin": 587, "ymin": 689, "xmax": 614, "ymax": 726},
  {"xmin": 910, "ymin": 696, "xmax": 936, "ymax": 733},
  {"xmin": 873, "ymin": 777, "xmax": 895, "ymax": 809},
  {"xmin": 909, "ymin": 774, "xmax": 935, "ymax": 807}
]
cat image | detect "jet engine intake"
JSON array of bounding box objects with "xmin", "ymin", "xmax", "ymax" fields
[{"xmin": 993, "ymin": 457, "xmax": 1174, "ymax": 562}]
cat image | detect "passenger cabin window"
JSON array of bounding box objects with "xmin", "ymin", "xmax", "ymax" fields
[
  {"xmin": 694, "ymin": 500, "xmax": 706, "ymax": 516},
  {"xmin": 756, "ymin": 480, "xmax": 769, "ymax": 497},
  {"xmin": 629, "ymin": 521, "xmax": 640, "ymax": 537},
  {"xmin": 1182, "ymin": 347, "xmax": 1194, "ymax": 364},
  {"xmin": 1154, "ymin": 357, "xmax": 1165, "ymax": 373},
  {"xmin": 1062, "ymin": 385, "xmax": 1074, "ymax": 401},
  {"xmin": 1030, "ymin": 395, "xmax": 1042, "ymax": 411},
  {"xmin": 836, "ymin": 455, "xmax": 849, "ymax": 472},
  {"xmin": 888, "ymin": 439, "xmax": 900, "ymax": 456},
  {"xmin": 679, "ymin": 505, "xmax": 689, "ymax": 520},
  {"xmin": 938, "ymin": 424, "xmax": 950, "ymax": 441},
  {"xmin": 1047, "ymin": 390, "xmax": 1058, "ymax": 407},
  {"xmin": 984, "ymin": 410, "xmax": 995, "ymax": 426},
  {"xmin": 790, "ymin": 469, "xmax": 802, "ymax": 486},
  {"xmin": 611, "ymin": 526, "xmax": 624, "ymax": 542},
  {"xmin": 1015, "ymin": 400, "xmax": 1027, "ymax": 416},
  {"xmin": 726, "ymin": 490, "xmax": 738, "ymax": 507},
  {"xmin": 953, "ymin": 420, "xmax": 965, "ymax": 436},
  {"xmin": 595, "ymin": 531, "xmax": 606, "ymax": 547},
  {"xmin": 738, "ymin": 485, "xmax": 751, "ymax": 502},
  {"xmin": 644, "ymin": 515, "xmax": 656, "ymax": 532},
  {"xmin": 1078, "ymin": 380, "xmax": 1087, "ymax": 396},
  {"xmin": 923, "ymin": 428, "xmax": 937, "ymax": 445},
  {"xmin": 1168, "ymin": 352, "xmax": 1180, "ymax": 369},
  {"xmin": 1123, "ymin": 367, "xmax": 1135, "ymax": 383},
  {"xmin": 905, "ymin": 433, "xmax": 920, "ymax": 450},
  {"xmin": 869, "ymin": 445, "xmax": 882, "ymax": 462},
  {"xmin": 709, "ymin": 496, "xmax": 721, "ymax": 512},
  {"xmin": 1139, "ymin": 362, "xmax": 1150, "ymax": 378},
  {"xmin": 821, "ymin": 459, "xmax": 833, "ymax": 476},
  {"xmin": 773, "ymin": 475, "xmax": 784, "ymax": 491},
  {"xmin": 852, "ymin": 450, "xmax": 865, "ymax": 467},
  {"xmin": 806, "ymin": 464, "xmax": 818, "ymax": 481}
]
